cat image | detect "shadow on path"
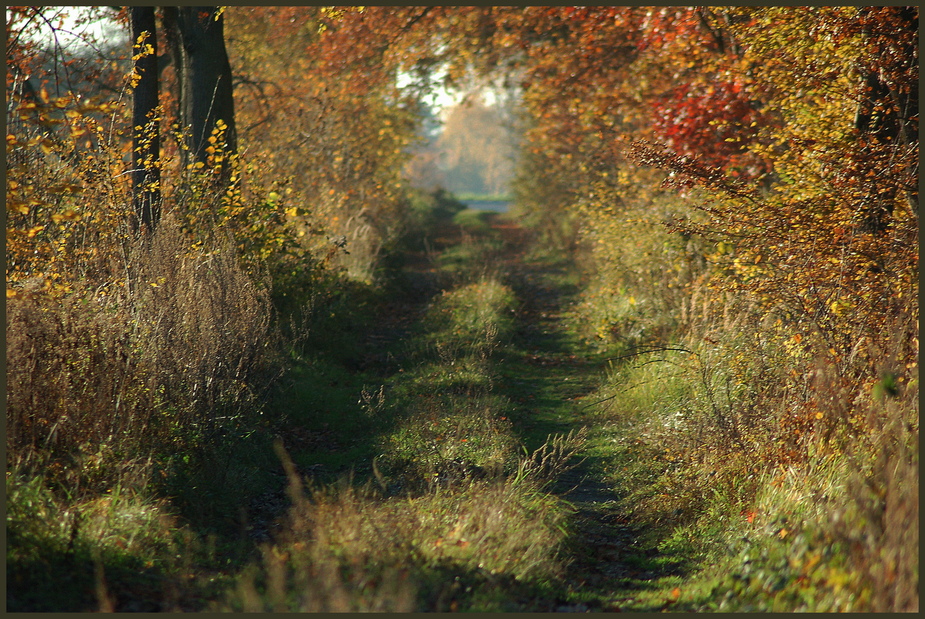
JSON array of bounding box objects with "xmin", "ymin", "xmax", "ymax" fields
[{"xmin": 485, "ymin": 215, "xmax": 693, "ymax": 611}]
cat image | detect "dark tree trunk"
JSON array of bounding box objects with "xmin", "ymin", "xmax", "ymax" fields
[
  {"xmin": 162, "ymin": 6, "xmax": 237, "ymax": 190},
  {"xmin": 853, "ymin": 6, "xmax": 918, "ymax": 232},
  {"xmin": 130, "ymin": 7, "xmax": 161, "ymax": 232}
]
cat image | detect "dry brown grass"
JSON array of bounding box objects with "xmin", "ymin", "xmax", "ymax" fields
[
  {"xmin": 6, "ymin": 214, "xmax": 277, "ymax": 493},
  {"xmin": 831, "ymin": 392, "xmax": 918, "ymax": 612},
  {"xmin": 587, "ymin": 260, "xmax": 917, "ymax": 610},
  {"xmin": 221, "ymin": 436, "xmax": 577, "ymax": 612}
]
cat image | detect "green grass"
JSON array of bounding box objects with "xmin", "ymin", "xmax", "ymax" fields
[
  {"xmin": 434, "ymin": 234, "xmax": 505, "ymax": 276},
  {"xmin": 451, "ymin": 208, "xmax": 493, "ymax": 233},
  {"xmin": 6, "ymin": 467, "xmax": 234, "ymax": 612},
  {"xmin": 453, "ymin": 192, "xmax": 513, "ymax": 202},
  {"xmin": 10, "ymin": 184, "xmax": 914, "ymax": 612}
]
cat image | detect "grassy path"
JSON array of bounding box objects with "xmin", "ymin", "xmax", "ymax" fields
[
  {"xmin": 8, "ymin": 194, "xmax": 914, "ymax": 611},
  {"xmin": 485, "ymin": 219, "xmax": 692, "ymax": 612},
  {"xmin": 124, "ymin": 205, "xmax": 890, "ymax": 613},
  {"xmin": 253, "ymin": 211, "xmax": 700, "ymax": 612},
  {"xmin": 235, "ymin": 210, "xmax": 702, "ymax": 611}
]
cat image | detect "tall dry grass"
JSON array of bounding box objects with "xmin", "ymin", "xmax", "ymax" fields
[
  {"xmin": 7, "ymin": 213, "xmax": 277, "ymax": 494},
  {"xmin": 221, "ymin": 433, "xmax": 581, "ymax": 612}
]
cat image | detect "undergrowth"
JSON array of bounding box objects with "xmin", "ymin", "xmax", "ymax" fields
[{"xmin": 572, "ymin": 188, "xmax": 918, "ymax": 611}]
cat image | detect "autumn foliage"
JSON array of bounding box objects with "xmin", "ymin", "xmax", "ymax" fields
[
  {"xmin": 314, "ymin": 6, "xmax": 917, "ymax": 609},
  {"xmin": 6, "ymin": 6, "xmax": 918, "ymax": 612}
]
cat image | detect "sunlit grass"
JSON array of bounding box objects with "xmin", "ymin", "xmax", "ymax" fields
[{"xmin": 577, "ymin": 239, "xmax": 918, "ymax": 612}]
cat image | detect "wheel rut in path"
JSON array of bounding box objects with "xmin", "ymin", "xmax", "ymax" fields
[{"xmin": 491, "ymin": 219, "xmax": 685, "ymax": 612}]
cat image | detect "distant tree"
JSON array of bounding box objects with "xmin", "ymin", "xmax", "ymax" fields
[
  {"xmin": 404, "ymin": 101, "xmax": 447, "ymax": 191},
  {"xmin": 437, "ymin": 93, "xmax": 518, "ymax": 195}
]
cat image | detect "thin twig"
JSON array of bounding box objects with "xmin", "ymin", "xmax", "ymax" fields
[{"xmin": 605, "ymin": 345, "xmax": 694, "ymax": 363}]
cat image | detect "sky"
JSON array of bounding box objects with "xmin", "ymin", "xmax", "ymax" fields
[
  {"xmin": 16, "ymin": 6, "xmax": 503, "ymax": 119},
  {"xmin": 397, "ymin": 68, "xmax": 466, "ymax": 118},
  {"xmin": 13, "ymin": 7, "xmax": 126, "ymax": 51}
]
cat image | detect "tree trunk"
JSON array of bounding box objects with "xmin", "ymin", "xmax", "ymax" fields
[
  {"xmin": 130, "ymin": 7, "xmax": 161, "ymax": 232},
  {"xmin": 162, "ymin": 6, "xmax": 237, "ymax": 190},
  {"xmin": 853, "ymin": 6, "xmax": 918, "ymax": 232}
]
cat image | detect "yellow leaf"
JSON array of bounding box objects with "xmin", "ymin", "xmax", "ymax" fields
[
  {"xmin": 10, "ymin": 201, "xmax": 30, "ymax": 215},
  {"xmin": 51, "ymin": 210, "xmax": 80, "ymax": 224}
]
